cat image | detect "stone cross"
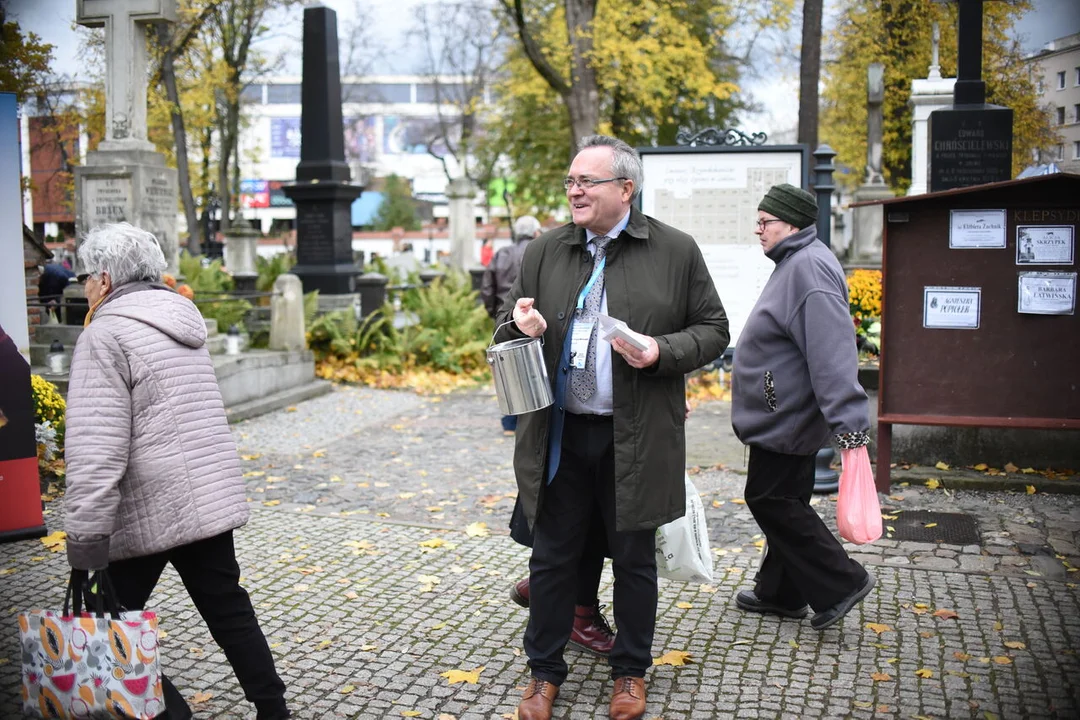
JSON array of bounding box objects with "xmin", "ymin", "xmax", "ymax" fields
[
  {"xmin": 865, "ymin": 62, "xmax": 886, "ymax": 186},
  {"xmin": 928, "ymin": 22, "xmax": 942, "ymax": 80},
  {"xmin": 76, "ymin": 0, "xmax": 177, "ymax": 150}
]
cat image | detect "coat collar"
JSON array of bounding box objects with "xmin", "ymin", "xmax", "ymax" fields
[
  {"xmin": 557, "ymin": 205, "xmax": 650, "ymax": 249},
  {"xmin": 765, "ymin": 224, "xmax": 818, "ymax": 265}
]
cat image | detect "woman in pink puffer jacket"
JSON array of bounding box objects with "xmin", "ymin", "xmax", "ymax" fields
[{"xmin": 65, "ymin": 222, "xmax": 289, "ymax": 720}]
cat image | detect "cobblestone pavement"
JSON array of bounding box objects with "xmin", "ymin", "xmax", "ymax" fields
[{"xmin": 3, "ymin": 386, "xmax": 1079, "ymax": 719}]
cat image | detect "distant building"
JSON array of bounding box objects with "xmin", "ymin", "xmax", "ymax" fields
[
  {"xmin": 1027, "ymin": 32, "xmax": 1080, "ymax": 174},
  {"xmin": 235, "ymin": 75, "xmax": 494, "ymax": 234}
]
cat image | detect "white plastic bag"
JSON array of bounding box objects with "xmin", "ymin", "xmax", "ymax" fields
[{"xmin": 655, "ymin": 474, "xmax": 714, "ymax": 583}]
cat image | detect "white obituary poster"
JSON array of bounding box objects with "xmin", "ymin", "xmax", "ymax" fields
[
  {"xmin": 639, "ymin": 148, "xmax": 804, "ymax": 346},
  {"xmin": 1016, "ymin": 226, "xmax": 1075, "ymax": 265},
  {"xmin": 923, "ymin": 286, "xmax": 981, "ymax": 329},
  {"xmin": 1017, "ymin": 272, "xmax": 1076, "ymax": 315},
  {"xmin": 949, "ymin": 209, "xmax": 1007, "ymax": 249}
]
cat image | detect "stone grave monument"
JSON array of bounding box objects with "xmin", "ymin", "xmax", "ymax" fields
[
  {"xmin": 908, "ymin": 23, "xmax": 956, "ymax": 196},
  {"xmin": 446, "ymin": 177, "xmax": 476, "ymax": 271},
  {"xmin": 928, "ymin": 0, "xmax": 1013, "ymax": 191},
  {"xmin": 849, "ymin": 63, "xmax": 893, "ymax": 266},
  {"xmin": 74, "ymin": 0, "xmax": 180, "ymax": 274},
  {"xmin": 283, "ymin": 5, "xmax": 371, "ymax": 318}
]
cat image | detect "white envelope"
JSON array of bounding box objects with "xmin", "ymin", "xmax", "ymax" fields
[{"xmin": 598, "ymin": 313, "xmax": 650, "ymax": 351}]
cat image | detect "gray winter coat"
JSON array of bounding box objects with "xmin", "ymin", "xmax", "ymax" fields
[
  {"xmin": 64, "ymin": 284, "xmax": 249, "ymax": 566},
  {"xmin": 731, "ymin": 226, "xmax": 870, "ymax": 455}
]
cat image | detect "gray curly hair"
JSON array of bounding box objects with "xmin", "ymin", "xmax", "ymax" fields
[
  {"xmin": 513, "ymin": 215, "xmax": 541, "ymax": 239},
  {"xmin": 577, "ymin": 135, "xmax": 643, "ymax": 200},
  {"xmin": 79, "ymin": 222, "xmax": 167, "ymax": 286}
]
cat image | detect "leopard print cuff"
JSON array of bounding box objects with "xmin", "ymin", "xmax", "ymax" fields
[{"xmin": 835, "ymin": 431, "xmax": 870, "ymax": 449}]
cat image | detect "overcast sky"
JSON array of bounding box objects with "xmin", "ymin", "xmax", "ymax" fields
[{"xmin": 6, "ymin": 0, "xmax": 1078, "ymax": 138}]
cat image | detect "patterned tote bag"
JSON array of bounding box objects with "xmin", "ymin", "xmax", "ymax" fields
[{"xmin": 19, "ymin": 570, "xmax": 164, "ymax": 719}]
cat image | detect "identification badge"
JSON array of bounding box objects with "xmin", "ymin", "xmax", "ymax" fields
[{"xmin": 569, "ymin": 319, "xmax": 595, "ymax": 369}]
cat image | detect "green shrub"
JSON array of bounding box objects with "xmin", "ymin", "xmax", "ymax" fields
[{"xmin": 179, "ymin": 250, "xmax": 252, "ymax": 332}]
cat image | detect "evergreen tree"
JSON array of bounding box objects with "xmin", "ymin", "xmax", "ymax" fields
[{"xmin": 373, "ymin": 174, "xmax": 421, "ymax": 231}]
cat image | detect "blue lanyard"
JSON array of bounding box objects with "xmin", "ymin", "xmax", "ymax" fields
[{"xmin": 575, "ymin": 257, "xmax": 607, "ymax": 311}]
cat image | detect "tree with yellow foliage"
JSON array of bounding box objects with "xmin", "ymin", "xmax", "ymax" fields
[
  {"xmin": 494, "ymin": 0, "xmax": 791, "ymax": 214},
  {"xmin": 821, "ymin": 0, "xmax": 1055, "ymax": 193}
]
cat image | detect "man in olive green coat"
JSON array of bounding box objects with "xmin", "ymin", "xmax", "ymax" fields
[{"xmin": 493, "ymin": 135, "xmax": 728, "ymax": 720}]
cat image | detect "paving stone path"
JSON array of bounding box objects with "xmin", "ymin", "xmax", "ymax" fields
[{"xmin": 2, "ymin": 385, "xmax": 1078, "ymax": 719}]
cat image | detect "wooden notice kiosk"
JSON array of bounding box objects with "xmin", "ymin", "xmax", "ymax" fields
[{"xmin": 868, "ymin": 174, "xmax": 1080, "ymax": 491}]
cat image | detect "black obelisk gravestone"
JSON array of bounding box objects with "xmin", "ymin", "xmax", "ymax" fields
[
  {"xmin": 283, "ymin": 5, "xmax": 363, "ymax": 294},
  {"xmin": 928, "ymin": 0, "xmax": 1013, "ymax": 192}
]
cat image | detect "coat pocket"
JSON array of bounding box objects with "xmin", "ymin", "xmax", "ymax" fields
[{"xmin": 763, "ymin": 371, "xmax": 777, "ymax": 412}]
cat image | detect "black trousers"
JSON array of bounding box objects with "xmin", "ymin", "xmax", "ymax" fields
[
  {"xmin": 525, "ymin": 413, "xmax": 657, "ymax": 684},
  {"xmin": 509, "ymin": 496, "xmax": 607, "ymax": 606},
  {"xmin": 745, "ymin": 446, "xmax": 867, "ymax": 612},
  {"xmin": 108, "ymin": 530, "xmax": 288, "ymax": 720}
]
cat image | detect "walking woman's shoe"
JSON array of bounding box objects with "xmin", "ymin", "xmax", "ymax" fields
[
  {"xmin": 811, "ymin": 571, "xmax": 877, "ymax": 630},
  {"xmin": 735, "ymin": 590, "xmax": 810, "ymax": 619}
]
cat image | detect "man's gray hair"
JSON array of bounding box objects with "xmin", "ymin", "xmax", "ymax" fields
[
  {"xmin": 513, "ymin": 215, "xmax": 541, "ymax": 239},
  {"xmin": 577, "ymin": 135, "xmax": 643, "ymax": 199},
  {"xmin": 79, "ymin": 222, "xmax": 167, "ymax": 286}
]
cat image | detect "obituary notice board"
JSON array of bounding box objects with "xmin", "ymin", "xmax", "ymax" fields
[{"xmin": 863, "ymin": 173, "xmax": 1080, "ymax": 491}]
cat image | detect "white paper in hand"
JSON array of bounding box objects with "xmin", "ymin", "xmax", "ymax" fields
[{"xmin": 598, "ymin": 313, "xmax": 650, "ymax": 351}]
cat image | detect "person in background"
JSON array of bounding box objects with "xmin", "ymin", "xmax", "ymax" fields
[
  {"xmin": 38, "ymin": 260, "xmax": 75, "ymax": 319},
  {"xmin": 481, "ymin": 215, "xmax": 543, "ymax": 434},
  {"xmin": 495, "ymin": 135, "xmax": 728, "ymax": 720},
  {"xmin": 480, "ymin": 237, "xmax": 495, "ymax": 267},
  {"xmin": 730, "ymin": 183, "xmax": 876, "ymax": 631},
  {"xmin": 64, "ymin": 222, "xmax": 290, "ymax": 720}
]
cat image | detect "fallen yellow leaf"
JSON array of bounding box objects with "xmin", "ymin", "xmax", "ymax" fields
[
  {"xmin": 865, "ymin": 622, "xmax": 893, "ymax": 635},
  {"xmin": 419, "ymin": 538, "xmax": 446, "ymax": 548},
  {"xmin": 1026, "ymin": 485, "xmax": 1037, "ymax": 495},
  {"xmin": 243, "ymin": 470, "xmax": 265, "ymax": 478},
  {"xmin": 1003, "ymin": 641, "xmax": 1026, "ymax": 650},
  {"xmin": 973, "ymin": 463, "xmax": 988, "ymax": 471},
  {"xmin": 191, "ymin": 691, "xmax": 213, "ymax": 703},
  {"xmin": 240, "ymin": 453, "xmax": 261, "ymax": 461},
  {"xmin": 853, "ymin": 701, "xmax": 873, "ymax": 709},
  {"xmin": 789, "ymin": 639, "xmax": 799, "ymax": 649},
  {"xmin": 465, "ymin": 522, "xmax": 490, "ymax": 537},
  {"xmin": 933, "ymin": 609, "xmax": 959, "ymax": 620},
  {"xmin": 676, "ymin": 602, "xmax": 694, "ymax": 609},
  {"xmin": 954, "ymin": 651, "xmax": 972, "ymax": 661},
  {"xmin": 653, "ymin": 650, "xmax": 694, "ymax": 666},
  {"xmin": 935, "ymin": 461, "xmax": 950, "ymax": 470},
  {"xmin": 401, "ymin": 712, "xmax": 422, "ymax": 718},
  {"xmin": 915, "ymin": 668, "xmax": 934, "ymax": 678},
  {"xmin": 339, "ymin": 685, "xmax": 355, "ymax": 694},
  {"xmin": 1004, "ymin": 462, "xmax": 1019, "ymax": 473},
  {"xmin": 698, "ymin": 584, "xmax": 717, "ymax": 593},
  {"xmin": 925, "ymin": 478, "xmax": 941, "ymax": 490},
  {"xmin": 440, "ymin": 666, "xmax": 485, "ymax": 684},
  {"xmin": 1021, "ymin": 467, "xmax": 1036, "ymax": 474},
  {"xmin": 993, "ymin": 621, "xmax": 1004, "ymax": 632},
  {"xmin": 40, "ymin": 531, "xmax": 67, "ymax": 552},
  {"xmin": 360, "ymin": 644, "xmax": 378, "ymax": 651},
  {"xmin": 925, "ymin": 522, "xmax": 938, "ymax": 528},
  {"xmin": 992, "ymin": 656, "xmax": 1013, "ymax": 665},
  {"xmin": 870, "ymin": 672, "xmax": 892, "ymax": 682},
  {"xmin": 262, "ymin": 499, "xmax": 281, "ymax": 507},
  {"xmin": 730, "ymin": 498, "xmax": 747, "ymax": 505}
]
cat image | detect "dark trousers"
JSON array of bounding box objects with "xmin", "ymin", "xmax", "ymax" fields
[
  {"xmin": 501, "ymin": 414, "xmax": 519, "ymax": 432},
  {"xmin": 525, "ymin": 413, "xmax": 657, "ymax": 684},
  {"xmin": 745, "ymin": 446, "xmax": 867, "ymax": 612},
  {"xmin": 108, "ymin": 531, "xmax": 288, "ymax": 720},
  {"xmin": 509, "ymin": 496, "xmax": 607, "ymax": 606}
]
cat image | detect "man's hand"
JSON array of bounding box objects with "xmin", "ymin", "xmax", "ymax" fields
[
  {"xmin": 513, "ymin": 297, "xmax": 547, "ymax": 338},
  {"xmin": 612, "ymin": 335, "xmax": 659, "ymax": 369}
]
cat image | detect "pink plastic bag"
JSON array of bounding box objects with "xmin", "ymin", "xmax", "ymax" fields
[{"xmin": 836, "ymin": 446, "xmax": 883, "ymax": 544}]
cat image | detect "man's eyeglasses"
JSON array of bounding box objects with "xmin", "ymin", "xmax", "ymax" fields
[
  {"xmin": 563, "ymin": 176, "xmax": 627, "ymax": 191},
  {"xmin": 756, "ymin": 218, "xmax": 785, "ymax": 230}
]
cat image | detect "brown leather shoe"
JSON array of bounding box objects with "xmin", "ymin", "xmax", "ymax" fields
[
  {"xmin": 568, "ymin": 602, "xmax": 616, "ymax": 655},
  {"xmin": 609, "ymin": 676, "xmax": 646, "ymax": 720},
  {"xmin": 518, "ymin": 677, "xmax": 559, "ymax": 720},
  {"xmin": 510, "ymin": 577, "xmax": 530, "ymax": 608}
]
